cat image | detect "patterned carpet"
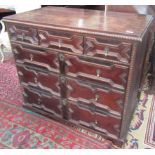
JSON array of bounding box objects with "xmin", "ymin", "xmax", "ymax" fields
[
  {"xmin": 0, "ymin": 57, "xmax": 114, "ymax": 149},
  {"xmin": 0, "ymin": 54, "xmax": 155, "ymax": 149},
  {"xmin": 124, "ymin": 93, "xmax": 155, "ymax": 148}
]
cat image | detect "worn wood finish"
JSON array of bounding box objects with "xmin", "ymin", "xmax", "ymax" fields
[
  {"xmin": 107, "ymin": 5, "xmax": 155, "ymax": 93},
  {"xmin": 84, "ymin": 36, "xmax": 132, "ymax": 64},
  {"xmin": 23, "ymin": 86, "xmax": 62, "ymax": 118},
  {"xmin": 66, "ymin": 77, "xmax": 124, "ymax": 116},
  {"xmin": 68, "ymin": 100, "xmax": 121, "ymax": 137},
  {"xmin": 16, "ymin": 64, "xmax": 60, "ymax": 96},
  {"xmin": 64, "ymin": 54, "xmax": 129, "ymax": 91},
  {"xmin": 3, "ymin": 6, "xmax": 152, "ymax": 40},
  {"xmin": 12, "ymin": 43, "xmax": 60, "ymax": 73},
  {"xmin": 38, "ymin": 29, "xmax": 83, "ymax": 54},
  {"xmin": 7, "ymin": 24, "xmax": 39, "ymax": 45},
  {"xmin": 3, "ymin": 6, "xmax": 153, "ymax": 146}
]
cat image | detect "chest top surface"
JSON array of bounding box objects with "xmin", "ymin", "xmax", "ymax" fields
[{"xmin": 3, "ymin": 6, "xmax": 153, "ymax": 40}]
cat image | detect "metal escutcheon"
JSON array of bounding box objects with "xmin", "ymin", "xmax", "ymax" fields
[
  {"xmin": 62, "ymin": 99, "xmax": 67, "ymax": 106},
  {"xmin": 59, "ymin": 53, "xmax": 65, "ymax": 61},
  {"xmin": 60, "ymin": 76, "xmax": 66, "ymax": 83}
]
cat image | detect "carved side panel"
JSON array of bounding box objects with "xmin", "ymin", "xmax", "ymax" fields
[
  {"xmin": 12, "ymin": 43, "xmax": 59, "ymax": 73},
  {"xmin": 65, "ymin": 54, "xmax": 129, "ymax": 91},
  {"xmin": 85, "ymin": 36, "xmax": 132, "ymax": 64},
  {"xmin": 7, "ymin": 24, "xmax": 39, "ymax": 45},
  {"xmin": 23, "ymin": 86, "xmax": 62, "ymax": 118},
  {"xmin": 68, "ymin": 100, "xmax": 121, "ymax": 137},
  {"xmin": 38, "ymin": 29, "xmax": 83, "ymax": 54}
]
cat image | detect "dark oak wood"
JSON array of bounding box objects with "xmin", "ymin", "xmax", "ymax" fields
[
  {"xmin": 7, "ymin": 24, "xmax": 39, "ymax": 45},
  {"xmin": 3, "ymin": 6, "xmax": 153, "ymax": 146},
  {"xmin": 67, "ymin": 100, "xmax": 121, "ymax": 137},
  {"xmin": 16, "ymin": 64, "xmax": 60, "ymax": 96},
  {"xmin": 23, "ymin": 86, "xmax": 62, "ymax": 118},
  {"xmin": 84, "ymin": 36, "xmax": 132, "ymax": 64},
  {"xmin": 65, "ymin": 54, "xmax": 129, "ymax": 91},
  {"xmin": 107, "ymin": 5, "xmax": 155, "ymax": 93},
  {"xmin": 12, "ymin": 43, "xmax": 60, "ymax": 73},
  {"xmin": 38, "ymin": 28, "xmax": 83, "ymax": 54},
  {"xmin": 66, "ymin": 77, "xmax": 124, "ymax": 116}
]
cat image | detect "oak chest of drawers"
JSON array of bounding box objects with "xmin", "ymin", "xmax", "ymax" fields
[{"xmin": 3, "ymin": 6, "xmax": 153, "ymax": 145}]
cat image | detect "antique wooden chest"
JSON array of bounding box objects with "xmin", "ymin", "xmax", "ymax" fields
[{"xmin": 3, "ymin": 6, "xmax": 153, "ymax": 145}]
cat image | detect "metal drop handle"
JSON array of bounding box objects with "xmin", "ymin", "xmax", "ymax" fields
[
  {"xmin": 96, "ymin": 69, "xmax": 101, "ymax": 77},
  {"xmin": 58, "ymin": 40, "xmax": 62, "ymax": 48},
  {"xmin": 30, "ymin": 54, "xmax": 33, "ymax": 61},
  {"xmin": 38, "ymin": 98, "xmax": 41, "ymax": 104},
  {"xmin": 95, "ymin": 94, "xmax": 99, "ymax": 102},
  {"xmin": 94, "ymin": 120, "xmax": 98, "ymax": 125},
  {"xmin": 21, "ymin": 33, "xmax": 25, "ymax": 40},
  {"xmin": 104, "ymin": 47, "xmax": 109, "ymax": 56},
  {"xmin": 34, "ymin": 77, "xmax": 37, "ymax": 83}
]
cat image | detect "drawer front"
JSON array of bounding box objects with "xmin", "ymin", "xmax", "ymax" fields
[
  {"xmin": 38, "ymin": 29, "xmax": 83, "ymax": 54},
  {"xmin": 7, "ymin": 24, "xmax": 38, "ymax": 45},
  {"xmin": 12, "ymin": 43, "xmax": 59, "ymax": 73},
  {"xmin": 65, "ymin": 54, "xmax": 129, "ymax": 91},
  {"xmin": 68, "ymin": 100, "xmax": 121, "ymax": 137},
  {"xmin": 23, "ymin": 86, "xmax": 62, "ymax": 118},
  {"xmin": 84, "ymin": 36, "xmax": 132, "ymax": 64},
  {"xmin": 17, "ymin": 64, "xmax": 60, "ymax": 96},
  {"xmin": 66, "ymin": 78, "xmax": 124, "ymax": 115}
]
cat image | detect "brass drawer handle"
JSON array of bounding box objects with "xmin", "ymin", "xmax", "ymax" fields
[
  {"xmin": 96, "ymin": 69, "xmax": 101, "ymax": 77},
  {"xmin": 58, "ymin": 40, "xmax": 62, "ymax": 48},
  {"xmin": 34, "ymin": 77, "xmax": 37, "ymax": 83},
  {"xmin": 95, "ymin": 94, "xmax": 99, "ymax": 102},
  {"xmin": 94, "ymin": 120, "xmax": 98, "ymax": 125},
  {"xmin": 30, "ymin": 54, "xmax": 34, "ymax": 61},
  {"xmin": 21, "ymin": 33, "xmax": 25, "ymax": 40},
  {"xmin": 38, "ymin": 98, "xmax": 41, "ymax": 104},
  {"xmin": 104, "ymin": 47, "xmax": 109, "ymax": 56}
]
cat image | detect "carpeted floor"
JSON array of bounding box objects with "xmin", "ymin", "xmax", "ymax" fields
[
  {"xmin": 0, "ymin": 101, "xmax": 114, "ymax": 149},
  {"xmin": 124, "ymin": 93, "xmax": 155, "ymax": 148},
  {"xmin": 0, "ymin": 54, "xmax": 155, "ymax": 149},
  {"xmin": 0, "ymin": 56, "xmax": 114, "ymax": 149}
]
